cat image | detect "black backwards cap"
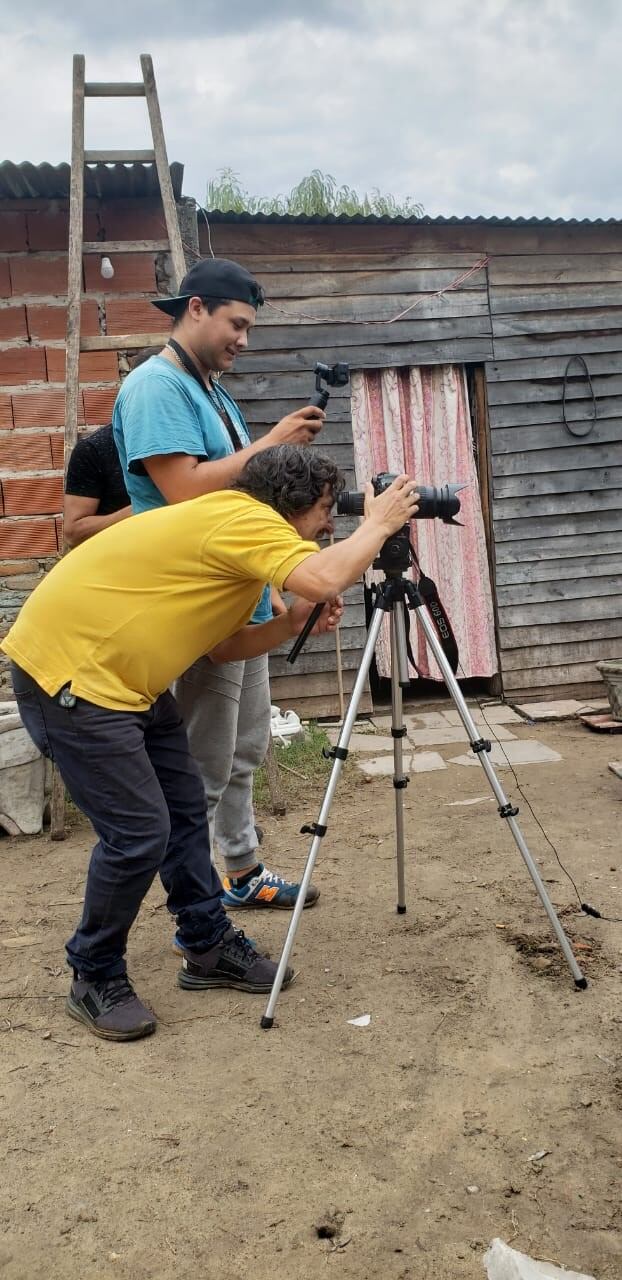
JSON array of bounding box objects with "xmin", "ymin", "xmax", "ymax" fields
[{"xmin": 152, "ymin": 257, "xmax": 265, "ymax": 315}]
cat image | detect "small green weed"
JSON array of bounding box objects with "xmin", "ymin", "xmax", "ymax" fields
[{"xmin": 254, "ymin": 722, "xmax": 337, "ymax": 813}]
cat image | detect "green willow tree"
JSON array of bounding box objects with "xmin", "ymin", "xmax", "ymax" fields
[{"xmin": 205, "ymin": 168, "xmax": 423, "ymax": 217}]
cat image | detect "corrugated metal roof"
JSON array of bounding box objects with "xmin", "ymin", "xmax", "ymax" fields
[
  {"xmin": 201, "ymin": 208, "xmax": 622, "ymax": 227},
  {"xmin": 0, "ymin": 160, "xmax": 184, "ymax": 200}
]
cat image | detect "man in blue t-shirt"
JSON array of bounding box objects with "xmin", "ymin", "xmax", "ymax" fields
[{"xmin": 113, "ymin": 257, "xmax": 325, "ymax": 912}]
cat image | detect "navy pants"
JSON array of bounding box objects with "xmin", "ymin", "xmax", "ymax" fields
[{"xmin": 11, "ymin": 664, "xmax": 229, "ymax": 981}]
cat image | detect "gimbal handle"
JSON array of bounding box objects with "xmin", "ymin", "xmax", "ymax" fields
[{"xmin": 287, "ymin": 602, "xmax": 324, "ymax": 664}]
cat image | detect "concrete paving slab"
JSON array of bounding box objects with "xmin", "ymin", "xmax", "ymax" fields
[
  {"xmin": 406, "ymin": 712, "xmax": 449, "ymax": 728},
  {"xmin": 449, "ymin": 740, "xmax": 562, "ymax": 768},
  {"xmin": 407, "ymin": 725, "xmax": 517, "ymax": 747},
  {"xmin": 327, "ymin": 727, "xmax": 379, "ymax": 747},
  {"xmin": 343, "ymin": 732, "xmax": 398, "ymax": 753},
  {"xmin": 443, "ymin": 706, "xmax": 522, "ymax": 725},
  {"xmin": 370, "ymin": 715, "xmax": 398, "ymax": 732},
  {"xmin": 355, "ymin": 751, "xmax": 447, "ymax": 776},
  {"xmin": 515, "ymin": 699, "xmax": 599, "ymax": 721},
  {"xmin": 356, "ymin": 755, "xmax": 405, "ymax": 776},
  {"xmin": 411, "ymin": 752, "xmax": 447, "ymax": 773},
  {"xmin": 608, "ymin": 762, "xmax": 622, "ymax": 780}
]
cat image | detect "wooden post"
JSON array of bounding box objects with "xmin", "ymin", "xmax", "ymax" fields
[
  {"xmin": 263, "ymin": 734, "xmax": 286, "ymax": 816},
  {"xmin": 50, "ymin": 769, "xmax": 67, "ymax": 841},
  {"xmin": 140, "ymin": 54, "xmax": 187, "ymax": 288},
  {"xmin": 51, "ymin": 54, "xmax": 87, "ymax": 841}
]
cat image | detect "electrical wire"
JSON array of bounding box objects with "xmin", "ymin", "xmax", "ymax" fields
[
  {"xmin": 450, "ymin": 662, "xmax": 622, "ymax": 924},
  {"xmin": 561, "ymin": 355, "xmax": 597, "ymax": 439},
  {"xmin": 157, "ymin": 205, "xmax": 488, "ymax": 328}
]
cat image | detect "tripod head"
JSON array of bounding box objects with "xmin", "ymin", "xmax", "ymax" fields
[{"xmin": 373, "ymin": 525, "xmax": 412, "ymax": 575}]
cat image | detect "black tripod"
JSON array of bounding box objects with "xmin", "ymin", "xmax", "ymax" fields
[{"xmin": 261, "ymin": 559, "xmax": 587, "ymax": 1029}]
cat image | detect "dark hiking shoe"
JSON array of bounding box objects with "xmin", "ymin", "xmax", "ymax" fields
[
  {"xmin": 66, "ymin": 974, "xmax": 156, "ymax": 1041},
  {"xmin": 172, "ymin": 928, "xmax": 265, "ymax": 956},
  {"xmin": 177, "ymin": 926, "xmax": 294, "ymax": 995}
]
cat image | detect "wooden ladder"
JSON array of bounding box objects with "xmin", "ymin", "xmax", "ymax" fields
[{"xmin": 50, "ymin": 53, "xmax": 186, "ymax": 838}]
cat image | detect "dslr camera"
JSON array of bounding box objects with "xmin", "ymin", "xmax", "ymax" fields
[{"xmin": 337, "ymin": 473, "xmax": 465, "ymax": 573}]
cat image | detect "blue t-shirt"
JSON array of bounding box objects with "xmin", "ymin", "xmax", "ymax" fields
[{"xmin": 112, "ymin": 355, "xmax": 272, "ymax": 623}]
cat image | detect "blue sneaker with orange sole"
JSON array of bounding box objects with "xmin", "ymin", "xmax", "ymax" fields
[{"xmin": 222, "ymin": 864, "xmax": 320, "ymax": 911}]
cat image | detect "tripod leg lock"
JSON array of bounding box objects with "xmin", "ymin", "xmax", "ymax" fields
[
  {"xmin": 322, "ymin": 745, "xmax": 348, "ymax": 761},
  {"xmin": 391, "ymin": 727, "xmax": 407, "ymax": 739},
  {"xmin": 470, "ymin": 738, "xmax": 492, "ymax": 754},
  {"xmin": 393, "ymin": 777, "xmax": 409, "ymax": 790},
  {"xmin": 498, "ymin": 801, "xmax": 519, "ymax": 818},
  {"xmin": 301, "ymin": 821, "xmax": 327, "ymax": 838}
]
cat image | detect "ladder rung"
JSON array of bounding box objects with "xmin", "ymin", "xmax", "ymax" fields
[
  {"xmin": 83, "ymin": 240, "xmax": 170, "ymax": 253},
  {"xmin": 85, "ymin": 82, "xmax": 146, "ymax": 97},
  {"xmin": 81, "ymin": 333, "xmax": 169, "ymax": 352},
  {"xmin": 84, "ymin": 149, "xmax": 155, "ymax": 163}
]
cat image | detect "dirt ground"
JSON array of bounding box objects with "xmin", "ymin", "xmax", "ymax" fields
[{"xmin": 1, "ymin": 712, "xmax": 621, "ymax": 1280}]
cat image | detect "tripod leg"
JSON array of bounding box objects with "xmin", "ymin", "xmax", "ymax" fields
[
  {"xmin": 260, "ymin": 605, "xmax": 386, "ymax": 1029},
  {"xmin": 390, "ymin": 608, "xmax": 410, "ymax": 913},
  {"xmin": 412, "ymin": 601, "xmax": 587, "ymax": 989}
]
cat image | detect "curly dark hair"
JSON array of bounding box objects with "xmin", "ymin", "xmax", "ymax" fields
[{"xmin": 233, "ymin": 445, "xmax": 345, "ymax": 517}]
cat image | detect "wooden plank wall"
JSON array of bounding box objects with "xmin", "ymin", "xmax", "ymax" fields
[
  {"xmin": 203, "ymin": 222, "xmax": 494, "ymax": 717},
  {"xmin": 201, "ymin": 219, "xmax": 622, "ymax": 709},
  {"xmin": 486, "ymin": 241, "xmax": 622, "ymax": 699}
]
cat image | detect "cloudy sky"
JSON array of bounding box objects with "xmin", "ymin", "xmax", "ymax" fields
[{"xmin": 1, "ymin": 0, "xmax": 620, "ymax": 220}]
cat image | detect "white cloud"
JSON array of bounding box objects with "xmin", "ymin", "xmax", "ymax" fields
[
  {"xmin": 0, "ymin": 0, "xmax": 620, "ymax": 218},
  {"xmin": 498, "ymin": 164, "xmax": 538, "ymax": 186}
]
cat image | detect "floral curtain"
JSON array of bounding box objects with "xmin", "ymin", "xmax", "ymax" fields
[{"xmin": 350, "ymin": 365, "xmax": 498, "ymax": 680}]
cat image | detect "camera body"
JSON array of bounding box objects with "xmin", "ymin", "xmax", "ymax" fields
[{"xmin": 368, "ymin": 474, "xmax": 412, "ymax": 572}]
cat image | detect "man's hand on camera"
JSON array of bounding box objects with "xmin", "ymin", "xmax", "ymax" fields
[
  {"xmin": 268, "ymin": 405, "xmax": 325, "ymax": 447},
  {"xmin": 364, "ymin": 474, "xmax": 419, "ymax": 535},
  {"xmin": 288, "ymin": 596, "xmax": 343, "ymax": 637}
]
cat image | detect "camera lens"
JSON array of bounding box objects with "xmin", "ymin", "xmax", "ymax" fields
[{"xmin": 336, "ymin": 490, "xmax": 366, "ymax": 517}]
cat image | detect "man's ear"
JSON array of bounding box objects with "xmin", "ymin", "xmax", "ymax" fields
[{"xmin": 187, "ymin": 296, "xmax": 204, "ymax": 321}]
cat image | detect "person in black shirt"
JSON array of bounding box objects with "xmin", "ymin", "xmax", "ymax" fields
[
  {"xmin": 64, "ymin": 424, "xmax": 131, "ymax": 547},
  {"xmin": 64, "ymin": 350, "xmax": 154, "ymax": 548}
]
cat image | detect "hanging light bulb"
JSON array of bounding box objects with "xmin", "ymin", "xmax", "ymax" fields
[{"xmin": 100, "ymin": 256, "xmax": 114, "ymax": 280}]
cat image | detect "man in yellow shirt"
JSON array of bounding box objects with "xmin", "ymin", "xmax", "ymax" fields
[{"xmin": 3, "ymin": 445, "xmax": 418, "ymax": 1041}]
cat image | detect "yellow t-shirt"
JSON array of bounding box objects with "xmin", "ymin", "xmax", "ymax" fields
[{"xmin": 1, "ymin": 491, "xmax": 318, "ymax": 712}]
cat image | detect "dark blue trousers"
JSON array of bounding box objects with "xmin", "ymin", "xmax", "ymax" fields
[{"xmin": 11, "ymin": 664, "xmax": 229, "ymax": 981}]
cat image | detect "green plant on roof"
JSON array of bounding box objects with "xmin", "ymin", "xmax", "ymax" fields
[{"xmin": 205, "ymin": 168, "xmax": 423, "ymax": 217}]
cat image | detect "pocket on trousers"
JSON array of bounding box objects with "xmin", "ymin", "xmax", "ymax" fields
[{"xmin": 13, "ymin": 691, "xmax": 53, "ymax": 759}]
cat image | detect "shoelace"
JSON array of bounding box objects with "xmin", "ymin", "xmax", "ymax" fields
[
  {"xmin": 225, "ymin": 929, "xmax": 259, "ymax": 965},
  {"xmin": 94, "ymin": 975, "xmax": 136, "ymax": 1008},
  {"xmin": 260, "ymin": 870, "xmax": 299, "ymax": 890}
]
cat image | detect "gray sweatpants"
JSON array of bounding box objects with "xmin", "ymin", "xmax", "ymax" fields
[{"xmin": 172, "ymin": 653, "xmax": 271, "ymax": 877}]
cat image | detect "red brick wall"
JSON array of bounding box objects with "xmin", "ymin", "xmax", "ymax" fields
[{"xmin": 0, "ymin": 197, "xmax": 174, "ymax": 687}]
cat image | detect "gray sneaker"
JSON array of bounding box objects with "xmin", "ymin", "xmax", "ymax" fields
[
  {"xmin": 66, "ymin": 974, "xmax": 156, "ymax": 1041},
  {"xmin": 177, "ymin": 926, "xmax": 294, "ymax": 995}
]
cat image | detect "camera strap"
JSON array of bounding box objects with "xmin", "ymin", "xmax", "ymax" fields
[
  {"xmin": 407, "ymin": 547, "xmax": 459, "ymax": 674},
  {"xmin": 166, "ymin": 339, "xmax": 244, "ymax": 453}
]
